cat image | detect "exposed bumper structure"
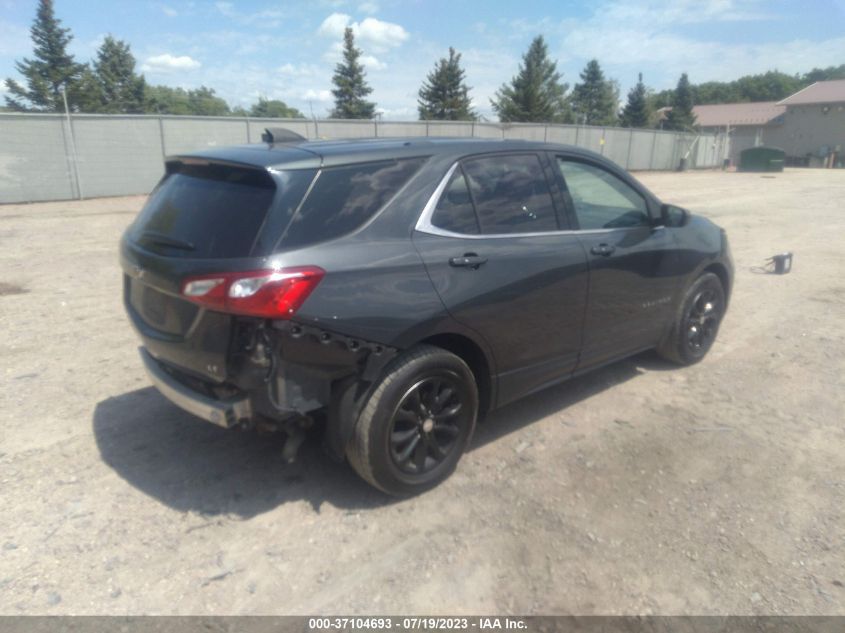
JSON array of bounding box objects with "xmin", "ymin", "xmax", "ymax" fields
[{"xmin": 140, "ymin": 348, "xmax": 252, "ymax": 428}]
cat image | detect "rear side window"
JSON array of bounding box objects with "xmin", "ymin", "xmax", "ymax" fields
[
  {"xmin": 462, "ymin": 154, "xmax": 558, "ymax": 234},
  {"xmin": 431, "ymin": 168, "xmax": 480, "ymax": 234},
  {"xmin": 279, "ymin": 158, "xmax": 425, "ymax": 249},
  {"xmin": 131, "ymin": 163, "xmax": 312, "ymax": 259}
]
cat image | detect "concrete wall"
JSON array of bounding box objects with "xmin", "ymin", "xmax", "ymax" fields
[{"xmin": 0, "ymin": 113, "xmax": 724, "ymax": 204}]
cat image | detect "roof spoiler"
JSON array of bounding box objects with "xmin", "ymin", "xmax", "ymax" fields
[{"xmin": 261, "ymin": 127, "xmax": 307, "ymax": 144}]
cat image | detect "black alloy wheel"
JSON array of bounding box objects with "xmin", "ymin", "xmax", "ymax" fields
[
  {"xmin": 347, "ymin": 345, "xmax": 478, "ymax": 496},
  {"xmin": 389, "ymin": 375, "xmax": 469, "ymax": 475},
  {"xmin": 685, "ymin": 287, "xmax": 722, "ymax": 354},
  {"xmin": 657, "ymin": 272, "xmax": 726, "ymax": 365}
]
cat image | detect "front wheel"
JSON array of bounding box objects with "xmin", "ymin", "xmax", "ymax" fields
[
  {"xmin": 347, "ymin": 345, "xmax": 478, "ymax": 496},
  {"xmin": 658, "ymin": 272, "xmax": 726, "ymax": 365}
]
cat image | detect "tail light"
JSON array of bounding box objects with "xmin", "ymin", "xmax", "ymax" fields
[{"xmin": 181, "ymin": 266, "xmax": 325, "ymax": 319}]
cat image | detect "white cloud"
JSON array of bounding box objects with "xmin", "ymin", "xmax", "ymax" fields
[
  {"xmin": 302, "ymin": 88, "xmax": 333, "ymax": 102},
  {"xmin": 553, "ymin": 8, "xmax": 845, "ymax": 91},
  {"xmin": 317, "ymin": 12, "xmax": 408, "ymax": 53},
  {"xmin": 142, "ymin": 53, "xmax": 202, "ymax": 72},
  {"xmin": 594, "ymin": 0, "xmax": 774, "ymax": 27},
  {"xmin": 318, "ymin": 12, "xmax": 352, "ymax": 38},
  {"xmin": 278, "ymin": 63, "xmax": 321, "ymax": 77},
  {"xmin": 159, "ymin": 4, "xmax": 177, "ymax": 17},
  {"xmin": 356, "ymin": 17, "xmax": 408, "ymax": 52},
  {"xmin": 358, "ymin": 1, "xmax": 379, "ymax": 14},
  {"xmin": 360, "ymin": 55, "xmax": 386, "ymax": 70},
  {"xmin": 214, "ymin": 1, "xmax": 285, "ymax": 28}
]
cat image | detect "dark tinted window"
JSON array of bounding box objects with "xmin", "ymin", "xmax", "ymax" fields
[
  {"xmin": 462, "ymin": 154, "xmax": 558, "ymax": 234},
  {"xmin": 430, "ymin": 168, "xmax": 480, "ymax": 234},
  {"xmin": 556, "ymin": 159, "xmax": 649, "ymax": 230},
  {"xmin": 280, "ymin": 158, "xmax": 425, "ymax": 249},
  {"xmin": 131, "ymin": 163, "xmax": 311, "ymax": 259}
]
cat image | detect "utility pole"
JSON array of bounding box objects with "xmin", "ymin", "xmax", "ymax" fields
[{"xmin": 61, "ymin": 86, "xmax": 84, "ymax": 200}]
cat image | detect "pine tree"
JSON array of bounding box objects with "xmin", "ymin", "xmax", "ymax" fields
[
  {"xmin": 571, "ymin": 59, "xmax": 618, "ymax": 126},
  {"xmin": 90, "ymin": 36, "xmax": 146, "ymax": 113},
  {"xmin": 418, "ymin": 47, "xmax": 475, "ymax": 121},
  {"xmin": 664, "ymin": 73, "xmax": 696, "ymax": 131},
  {"xmin": 491, "ymin": 35, "xmax": 571, "ymax": 123},
  {"xmin": 70, "ymin": 66, "xmax": 105, "ymax": 113},
  {"xmin": 330, "ymin": 27, "xmax": 376, "ymax": 119},
  {"xmin": 4, "ymin": 0, "xmax": 84, "ymax": 111},
  {"xmin": 620, "ymin": 73, "xmax": 651, "ymax": 128}
]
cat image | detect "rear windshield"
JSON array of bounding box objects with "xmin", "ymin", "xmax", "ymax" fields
[
  {"xmin": 130, "ymin": 163, "xmax": 312, "ymax": 259},
  {"xmin": 278, "ymin": 158, "xmax": 426, "ymax": 249}
]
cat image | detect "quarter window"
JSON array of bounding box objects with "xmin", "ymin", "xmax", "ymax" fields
[
  {"xmin": 462, "ymin": 154, "xmax": 558, "ymax": 234},
  {"xmin": 556, "ymin": 159, "xmax": 650, "ymax": 230},
  {"xmin": 280, "ymin": 158, "xmax": 425, "ymax": 249},
  {"xmin": 431, "ymin": 169, "xmax": 480, "ymax": 234}
]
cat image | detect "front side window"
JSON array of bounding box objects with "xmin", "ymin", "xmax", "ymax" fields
[
  {"xmin": 556, "ymin": 158, "xmax": 650, "ymax": 230},
  {"xmin": 461, "ymin": 154, "xmax": 558, "ymax": 234}
]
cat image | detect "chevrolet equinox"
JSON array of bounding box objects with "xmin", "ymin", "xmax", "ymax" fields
[{"xmin": 121, "ymin": 132, "xmax": 733, "ymax": 495}]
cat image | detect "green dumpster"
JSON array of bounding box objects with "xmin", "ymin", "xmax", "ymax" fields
[{"xmin": 739, "ymin": 146, "xmax": 785, "ymax": 172}]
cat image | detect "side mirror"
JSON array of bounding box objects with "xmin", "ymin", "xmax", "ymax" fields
[{"xmin": 660, "ymin": 204, "xmax": 690, "ymax": 228}]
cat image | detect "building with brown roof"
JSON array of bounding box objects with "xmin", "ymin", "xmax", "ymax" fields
[
  {"xmin": 656, "ymin": 80, "xmax": 845, "ymax": 167},
  {"xmin": 768, "ymin": 80, "xmax": 845, "ymax": 166},
  {"xmin": 690, "ymin": 102, "xmax": 786, "ymax": 165}
]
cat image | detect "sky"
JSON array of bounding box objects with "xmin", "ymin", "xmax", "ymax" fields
[{"xmin": 1, "ymin": 0, "xmax": 844, "ymax": 119}]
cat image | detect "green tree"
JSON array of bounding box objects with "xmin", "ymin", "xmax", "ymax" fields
[
  {"xmin": 144, "ymin": 85, "xmax": 191, "ymax": 114},
  {"xmin": 491, "ymin": 35, "xmax": 571, "ymax": 123},
  {"xmin": 803, "ymin": 64, "xmax": 845, "ymax": 83},
  {"xmin": 143, "ymin": 85, "xmax": 231, "ymax": 115},
  {"xmin": 620, "ymin": 73, "xmax": 651, "ymax": 128},
  {"xmin": 330, "ymin": 27, "xmax": 376, "ymax": 119},
  {"xmin": 664, "ymin": 73, "xmax": 696, "ymax": 131},
  {"xmin": 249, "ymin": 97, "xmax": 304, "ymax": 118},
  {"xmin": 4, "ymin": 0, "xmax": 85, "ymax": 111},
  {"xmin": 70, "ymin": 66, "xmax": 105, "ymax": 113},
  {"xmin": 571, "ymin": 59, "xmax": 618, "ymax": 126},
  {"xmin": 86, "ymin": 36, "xmax": 146, "ymax": 113},
  {"xmin": 186, "ymin": 86, "xmax": 230, "ymax": 116},
  {"xmin": 418, "ymin": 47, "xmax": 475, "ymax": 121}
]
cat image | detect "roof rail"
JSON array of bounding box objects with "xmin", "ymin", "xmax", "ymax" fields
[{"xmin": 261, "ymin": 127, "xmax": 307, "ymax": 144}]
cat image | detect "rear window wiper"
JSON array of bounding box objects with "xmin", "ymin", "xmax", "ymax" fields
[{"xmin": 138, "ymin": 231, "xmax": 196, "ymax": 251}]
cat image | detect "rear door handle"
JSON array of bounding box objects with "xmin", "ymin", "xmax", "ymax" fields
[
  {"xmin": 590, "ymin": 243, "xmax": 616, "ymax": 256},
  {"xmin": 449, "ymin": 254, "xmax": 488, "ymax": 269}
]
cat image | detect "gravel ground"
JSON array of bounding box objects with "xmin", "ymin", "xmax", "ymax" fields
[{"xmin": 1, "ymin": 168, "xmax": 844, "ymax": 615}]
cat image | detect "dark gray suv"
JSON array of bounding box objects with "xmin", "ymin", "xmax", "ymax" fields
[{"xmin": 121, "ymin": 133, "xmax": 733, "ymax": 495}]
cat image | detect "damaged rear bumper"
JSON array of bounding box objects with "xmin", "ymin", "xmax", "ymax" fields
[{"xmin": 141, "ymin": 348, "xmax": 252, "ymax": 428}]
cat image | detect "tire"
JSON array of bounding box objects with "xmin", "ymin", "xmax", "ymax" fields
[
  {"xmin": 657, "ymin": 272, "xmax": 726, "ymax": 365},
  {"xmin": 347, "ymin": 345, "xmax": 478, "ymax": 496}
]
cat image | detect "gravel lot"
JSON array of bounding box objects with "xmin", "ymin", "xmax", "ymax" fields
[{"xmin": 1, "ymin": 168, "xmax": 844, "ymax": 615}]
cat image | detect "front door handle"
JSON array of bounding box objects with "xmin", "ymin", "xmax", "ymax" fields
[
  {"xmin": 590, "ymin": 243, "xmax": 616, "ymax": 256},
  {"xmin": 449, "ymin": 253, "xmax": 488, "ymax": 269}
]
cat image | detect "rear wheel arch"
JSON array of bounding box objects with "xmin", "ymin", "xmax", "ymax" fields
[
  {"xmin": 324, "ymin": 331, "xmax": 495, "ymax": 461},
  {"xmin": 418, "ymin": 332, "xmax": 495, "ymax": 418}
]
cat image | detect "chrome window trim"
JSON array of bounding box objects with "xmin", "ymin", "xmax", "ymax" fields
[{"xmin": 414, "ymin": 160, "xmax": 625, "ymax": 239}]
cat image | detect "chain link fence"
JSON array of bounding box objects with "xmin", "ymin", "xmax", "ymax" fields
[{"xmin": 0, "ymin": 113, "xmax": 729, "ymax": 204}]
